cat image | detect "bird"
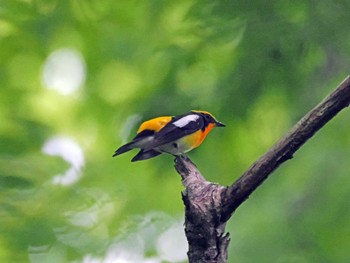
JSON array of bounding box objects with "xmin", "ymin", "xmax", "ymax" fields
[{"xmin": 113, "ymin": 110, "xmax": 225, "ymax": 162}]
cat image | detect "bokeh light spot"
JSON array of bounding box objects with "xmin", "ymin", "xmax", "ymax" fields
[
  {"xmin": 42, "ymin": 48, "xmax": 86, "ymax": 95},
  {"xmin": 42, "ymin": 136, "xmax": 85, "ymax": 186},
  {"xmin": 156, "ymin": 221, "xmax": 187, "ymax": 262}
]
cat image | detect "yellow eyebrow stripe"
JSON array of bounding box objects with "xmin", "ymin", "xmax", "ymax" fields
[{"xmin": 191, "ymin": 110, "xmax": 217, "ymax": 120}]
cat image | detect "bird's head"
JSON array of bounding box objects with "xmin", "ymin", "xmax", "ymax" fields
[{"xmin": 191, "ymin": 110, "xmax": 226, "ymax": 127}]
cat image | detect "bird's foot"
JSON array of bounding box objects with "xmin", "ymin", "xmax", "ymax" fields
[{"xmin": 174, "ymin": 154, "xmax": 195, "ymax": 165}]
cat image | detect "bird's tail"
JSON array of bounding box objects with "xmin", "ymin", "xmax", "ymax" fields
[
  {"xmin": 112, "ymin": 142, "xmax": 135, "ymax": 157},
  {"xmin": 131, "ymin": 149, "xmax": 162, "ymax": 162}
]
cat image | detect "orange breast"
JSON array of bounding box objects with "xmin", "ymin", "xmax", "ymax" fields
[{"xmin": 185, "ymin": 123, "xmax": 215, "ymax": 149}]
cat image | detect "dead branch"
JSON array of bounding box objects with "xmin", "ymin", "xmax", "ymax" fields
[{"xmin": 174, "ymin": 76, "xmax": 350, "ymax": 263}]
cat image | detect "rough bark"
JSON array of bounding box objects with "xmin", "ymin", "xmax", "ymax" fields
[
  {"xmin": 175, "ymin": 158, "xmax": 230, "ymax": 263},
  {"xmin": 174, "ymin": 76, "xmax": 350, "ymax": 263}
]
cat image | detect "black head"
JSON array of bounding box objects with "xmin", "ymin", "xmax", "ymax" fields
[{"xmin": 191, "ymin": 110, "xmax": 225, "ymax": 127}]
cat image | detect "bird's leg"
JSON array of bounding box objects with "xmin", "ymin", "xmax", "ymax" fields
[
  {"xmin": 177, "ymin": 153, "xmax": 190, "ymax": 161},
  {"xmin": 173, "ymin": 154, "xmax": 197, "ymax": 169},
  {"xmin": 173, "ymin": 153, "xmax": 188, "ymax": 160}
]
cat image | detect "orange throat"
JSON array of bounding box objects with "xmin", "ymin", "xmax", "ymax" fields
[{"xmin": 193, "ymin": 123, "xmax": 215, "ymax": 148}]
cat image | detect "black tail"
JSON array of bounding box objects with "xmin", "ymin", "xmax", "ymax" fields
[
  {"xmin": 112, "ymin": 142, "xmax": 135, "ymax": 157},
  {"xmin": 131, "ymin": 149, "xmax": 162, "ymax": 162}
]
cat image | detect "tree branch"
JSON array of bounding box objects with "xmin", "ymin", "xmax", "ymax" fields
[
  {"xmin": 222, "ymin": 75, "xmax": 350, "ymax": 220},
  {"xmin": 174, "ymin": 75, "xmax": 350, "ymax": 263},
  {"xmin": 175, "ymin": 157, "xmax": 230, "ymax": 262}
]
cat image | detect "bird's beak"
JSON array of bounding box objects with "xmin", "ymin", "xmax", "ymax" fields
[{"xmin": 215, "ymin": 121, "xmax": 226, "ymax": 127}]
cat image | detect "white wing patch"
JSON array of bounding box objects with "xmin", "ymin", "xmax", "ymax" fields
[{"xmin": 173, "ymin": 114, "xmax": 199, "ymax": 128}]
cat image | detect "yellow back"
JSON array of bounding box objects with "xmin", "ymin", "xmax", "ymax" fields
[{"xmin": 137, "ymin": 116, "xmax": 172, "ymax": 133}]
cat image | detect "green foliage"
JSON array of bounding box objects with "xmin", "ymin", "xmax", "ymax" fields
[{"xmin": 1, "ymin": 0, "xmax": 350, "ymax": 262}]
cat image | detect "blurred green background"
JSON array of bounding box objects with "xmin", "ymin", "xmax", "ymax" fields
[{"xmin": 1, "ymin": 0, "xmax": 350, "ymax": 262}]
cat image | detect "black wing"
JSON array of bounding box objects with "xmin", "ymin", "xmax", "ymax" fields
[
  {"xmin": 113, "ymin": 129, "xmax": 155, "ymax": 157},
  {"xmin": 131, "ymin": 149, "xmax": 162, "ymax": 162},
  {"xmin": 132, "ymin": 129, "xmax": 155, "ymax": 141},
  {"xmin": 144, "ymin": 113, "xmax": 204, "ymax": 150}
]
